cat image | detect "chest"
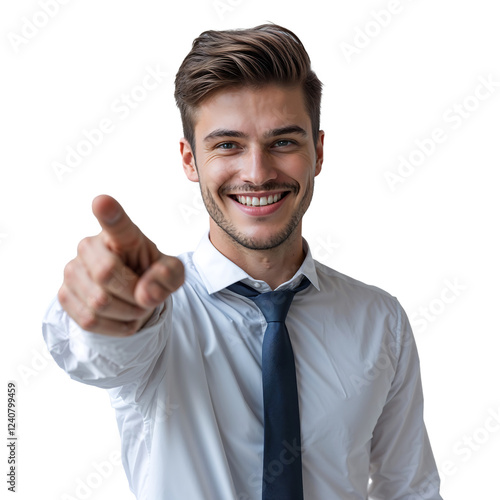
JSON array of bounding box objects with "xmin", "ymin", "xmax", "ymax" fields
[{"xmin": 164, "ymin": 292, "xmax": 397, "ymax": 449}]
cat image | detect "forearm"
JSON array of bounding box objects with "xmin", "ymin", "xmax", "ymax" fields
[{"xmin": 42, "ymin": 295, "xmax": 171, "ymax": 389}]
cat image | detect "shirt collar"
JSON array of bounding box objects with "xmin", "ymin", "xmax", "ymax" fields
[{"xmin": 192, "ymin": 231, "xmax": 320, "ymax": 294}]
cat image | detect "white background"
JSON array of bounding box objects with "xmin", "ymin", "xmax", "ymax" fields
[{"xmin": 1, "ymin": 0, "xmax": 499, "ymax": 498}]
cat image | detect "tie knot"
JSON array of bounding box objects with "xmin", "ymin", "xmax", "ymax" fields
[
  {"xmin": 227, "ymin": 277, "xmax": 311, "ymax": 323},
  {"xmin": 253, "ymin": 290, "xmax": 295, "ymax": 323}
]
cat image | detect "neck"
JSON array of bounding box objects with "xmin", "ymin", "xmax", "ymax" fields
[{"xmin": 209, "ymin": 224, "xmax": 305, "ymax": 290}]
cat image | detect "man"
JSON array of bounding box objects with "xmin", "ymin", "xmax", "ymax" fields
[{"xmin": 42, "ymin": 24, "xmax": 442, "ymax": 499}]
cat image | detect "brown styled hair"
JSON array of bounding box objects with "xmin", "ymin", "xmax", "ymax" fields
[{"xmin": 174, "ymin": 23, "xmax": 323, "ymax": 153}]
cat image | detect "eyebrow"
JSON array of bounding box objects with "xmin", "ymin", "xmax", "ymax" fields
[{"xmin": 203, "ymin": 125, "xmax": 307, "ymax": 142}]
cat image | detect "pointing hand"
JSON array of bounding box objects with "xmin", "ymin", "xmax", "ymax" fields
[{"xmin": 57, "ymin": 195, "xmax": 184, "ymax": 336}]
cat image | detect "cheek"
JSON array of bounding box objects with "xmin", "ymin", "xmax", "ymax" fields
[
  {"xmin": 276, "ymin": 154, "xmax": 316, "ymax": 182},
  {"xmin": 198, "ymin": 157, "xmax": 238, "ymax": 192},
  {"xmin": 275, "ymin": 147, "xmax": 315, "ymax": 166}
]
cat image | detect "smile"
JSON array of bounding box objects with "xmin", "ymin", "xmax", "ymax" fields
[{"xmin": 232, "ymin": 192, "xmax": 289, "ymax": 207}]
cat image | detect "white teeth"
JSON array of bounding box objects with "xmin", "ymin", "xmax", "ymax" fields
[{"xmin": 235, "ymin": 193, "xmax": 284, "ymax": 206}]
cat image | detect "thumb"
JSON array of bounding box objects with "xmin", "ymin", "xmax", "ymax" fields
[
  {"xmin": 134, "ymin": 254, "xmax": 185, "ymax": 308},
  {"xmin": 92, "ymin": 194, "xmax": 142, "ymax": 247}
]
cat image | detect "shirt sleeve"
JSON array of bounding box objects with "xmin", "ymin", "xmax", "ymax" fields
[
  {"xmin": 41, "ymin": 295, "xmax": 172, "ymax": 391},
  {"xmin": 368, "ymin": 301, "xmax": 443, "ymax": 500}
]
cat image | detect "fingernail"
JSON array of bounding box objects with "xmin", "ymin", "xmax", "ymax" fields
[{"xmin": 104, "ymin": 206, "xmax": 121, "ymax": 225}]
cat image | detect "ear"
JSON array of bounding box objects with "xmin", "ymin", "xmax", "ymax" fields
[
  {"xmin": 180, "ymin": 138, "xmax": 199, "ymax": 182},
  {"xmin": 314, "ymin": 130, "xmax": 325, "ymax": 177}
]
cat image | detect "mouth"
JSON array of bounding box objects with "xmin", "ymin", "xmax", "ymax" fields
[{"xmin": 230, "ymin": 191, "xmax": 290, "ymax": 207}]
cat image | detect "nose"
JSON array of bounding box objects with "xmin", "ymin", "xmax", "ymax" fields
[{"xmin": 239, "ymin": 147, "xmax": 278, "ymax": 186}]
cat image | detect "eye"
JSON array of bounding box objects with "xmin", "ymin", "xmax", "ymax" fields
[
  {"xmin": 216, "ymin": 142, "xmax": 237, "ymax": 150},
  {"xmin": 273, "ymin": 139, "xmax": 295, "ymax": 148}
]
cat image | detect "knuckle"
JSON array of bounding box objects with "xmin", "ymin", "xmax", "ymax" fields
[
  {"xmin": 94, "ymin": 257, "xmax": 118, "ymax": 285},
  {"xmin": 79, "ymin": 309, "xmax": 97, "ymax": 331},
  {"xmin": 57, "ymin": 285, "xmax": 69, "ymax": 306},
  {"xmin": 87, "ymin": 289, "xmax": 110, "ymax": 312},
  {"xmin": 63, "ymin": 259, "xmax": 77, "ymax": 282},
  {"xmin": 77, "ymin": 236, "xmax": 92, "ymax": 255},
  {"xmin": 147, "ymin": 239, "xmax": 158, "ymax": 253}
]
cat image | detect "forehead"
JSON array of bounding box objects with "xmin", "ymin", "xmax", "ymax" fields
[{"xmin": 193, "ymin": 84, "xmax": 310, "ymax": 139}]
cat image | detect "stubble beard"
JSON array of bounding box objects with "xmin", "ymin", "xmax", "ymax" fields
[{"xmin": 199, "ymin": 179, "xmax": 314, "ymax": 251}]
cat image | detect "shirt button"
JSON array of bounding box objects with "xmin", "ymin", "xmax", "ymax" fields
[{"xmin": 253, "ymin": 282, "xmax": 261, "ymax": 288}]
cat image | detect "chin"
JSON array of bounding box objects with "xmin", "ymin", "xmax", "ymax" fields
[{"xmin": 223, "ymin": 222, "xmax": 301, "ymax": 251}]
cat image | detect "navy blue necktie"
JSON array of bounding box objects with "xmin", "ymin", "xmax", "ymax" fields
[{"xmin": 227, "ymin": 277, "xmax": 311, "ymax": 500}]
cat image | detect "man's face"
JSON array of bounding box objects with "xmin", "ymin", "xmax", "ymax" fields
[{"xmin": 181, "ymin": 84, "xmax": 324, "ymax": 252}]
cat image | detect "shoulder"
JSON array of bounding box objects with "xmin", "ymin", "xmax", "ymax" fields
[
  {"xmin": 312, "ymin": 261, "xmax": 409, "ymax": 349},
  {"xmin": 314, "ymin": 259, "xmax": 394, "ymax": 297},
  {"xmin": 313, "ymin": 259, "xmax": 402, "ymax": 319}
]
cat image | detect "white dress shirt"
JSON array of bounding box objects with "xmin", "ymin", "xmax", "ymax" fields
[{"xmin": 42, "ymin": 233, "xmax": 442, "ymax": 500}]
